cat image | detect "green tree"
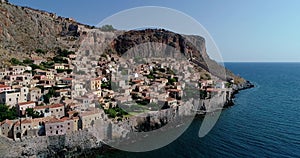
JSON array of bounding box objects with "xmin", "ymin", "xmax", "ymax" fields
[
  {"xmin": 35, "ymin": 49, "xmax": 46, "ymax": 54},
  {"xmin": 168, "ymin": 78, "xmax": 177, "ymax": 85},
  {"xmin": 10, "ymin": 58, "xmax": 23, "ymax": 66},
  {"xmin": 23, "ymin": 58, "xmax": 33, "ymax": 65},
  {"xmin": 43, "ymin": 88, "xmax": 55, "ymax": 104},
  {"xmin": 107, "ymin": 108, "xmax": 117, "ymax": 118},
  {"xmin": 26, "ymin": 108, "xmax": 41, "ymax": 118},
  {"xmin": 0, "ymin": 104, "xmax": 18, "ymax": 122}
]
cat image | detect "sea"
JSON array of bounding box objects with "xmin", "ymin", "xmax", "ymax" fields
[{"xmin": 98, "ymin": 63, "xmax": 300, "ymax": 158}]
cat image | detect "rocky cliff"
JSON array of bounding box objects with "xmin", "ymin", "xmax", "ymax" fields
[
  {"xmin": 108, "ymin": 29, "xmax": 245, "ymax": 83},
  {"xmin": 0, "ymin": 1, "xmax": 89, "ymax": 65}
]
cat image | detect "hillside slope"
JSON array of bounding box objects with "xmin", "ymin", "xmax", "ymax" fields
[{"xmin": 0, "ymin": 1, "xmax": 246, "ymax": 84}]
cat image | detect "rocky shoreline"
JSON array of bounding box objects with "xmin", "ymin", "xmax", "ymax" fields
[
  {"xmin": 74, "ymin": 81, "xmax": 255, "ymax": 157},
  {"xmin": 0, "ymin": 81, "xmax": 254, "ymax": 158},
  {"xmin": 82, "ymin": 81, "xmax": 255, "ymax": 158}
]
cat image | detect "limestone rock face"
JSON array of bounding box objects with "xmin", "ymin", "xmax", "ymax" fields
[{"xmin": 0, "ymin": 2, "xmax": 85, "ymax": 65}]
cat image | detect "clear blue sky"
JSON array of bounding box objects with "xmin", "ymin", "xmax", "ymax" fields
[{"xmin": 9, "ymin": 0, "xmax": 300, "ymax": 62}]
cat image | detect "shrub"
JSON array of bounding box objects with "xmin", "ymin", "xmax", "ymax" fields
[
  {"xmin": 100, "ymin": 25, "xmax": 116, "ymax": 32},
  {"xmin": 10, "ymin": 58, "xmax": 23, "ymax": 66}
]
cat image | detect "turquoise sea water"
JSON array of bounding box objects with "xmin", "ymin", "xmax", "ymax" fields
[{"xmin": 100, "ymin": 63, "xmax": 300, "ymax": 158}]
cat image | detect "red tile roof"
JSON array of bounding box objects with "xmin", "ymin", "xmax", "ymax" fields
[
  {"xmin": 49, "ymin": 104, "xmax": 64, "ymax": 109},
  {"xmin": 0, "ymin": 119, "xmax": 13, "ymax": 126},
  {"xmin": 34, "ymin": 104, "xmax": 64, "ymax": 110},
  {"xmin": 47, "ymin": 118, "xmax": 63, "ymax": 123},
  {"xmin": 18, "ymin": 101, "xmax": 36, "ymax": 106},
  {"xmin": 0, "ymin": 84, "xmax": 10, "ymax": 88}
]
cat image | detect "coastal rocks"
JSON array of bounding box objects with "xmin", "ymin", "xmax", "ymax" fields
[
  {"xmin": 233, "ymin": 80, "xmax": 254, "ymax": 91},
  {"xmin": 0, "ymin": 129, "xmax": 105, "ymax": 158}
]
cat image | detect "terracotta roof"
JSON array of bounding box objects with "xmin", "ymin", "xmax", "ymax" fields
[
  {"xmin": 0, "ymin": 119, "xmax": 13, "ymax": 126},
  {"xmin": 67, "ymin": 111, "xmax": 77, "ymax": 116},
  {"xmin": 18, "ymin": 101, "xmax": 36, "ymax": 106},
  {"xmin": 49, "ymin": 104, "xmax": 64, "ymax": 109},
  {"xmin": 14, "ymin": 119, "xmax": 32, "ymax": 126},
  {"xmin": 91, "ymin": 77, "xmax": 102, "ymax": 80},
  {"xmin": 132, "ymin": 80, "xmax": 143, "ymax": 83},
  {"xmin": 69, "ymin": 103, "xmax": 79, "ymax": 108},
  {"xmin": 47, "ymin": 118, "xmax": 63, "ymax": 123},
  {"xmin": 0, "ymin": 84, "xmax": 10, "ymax": 88},
  {"xmin": 34, "ymin": 104, "xmax": 64, "ymax": 110},
  {"xmin": 34, "ymin": 105, "xmax": 49, "ymax": 110},
  {"xmin": 80, "ymin": 109, "xmax": 101, "ymax": 117},
  {"xmin": 60, "ymin": 117, "xmax": 71, "ymax": 121}
]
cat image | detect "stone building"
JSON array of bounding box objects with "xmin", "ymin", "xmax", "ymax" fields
[
  {"xmin": 28, "ymin": 87, "xmax": 42, "ymax": 102},
  {"xmin": 13, "ymin": 117, "xmax": 52, "ymax": 140},
  {"xmin": 17, "ymin": 101, "xmax": 36, "ymax": 115},
  {"xmin": 34, "ymin": 104, "xmax": 65, "ymax": 118},
  {"xmin": 79, "ymin": 108, "xmax": 105, "ymax": 129},
  {"xmin": 0, "ymin": 87, "xmax": 29, "ymax": 107},
  {"xmin": 45, "ymin": 118, "xmax": 66, "ymax": 136},
  {"xmin": 0, "ymin": 119, "xmax": 14, "ymax": 138}
]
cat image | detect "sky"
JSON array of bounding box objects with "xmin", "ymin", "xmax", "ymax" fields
[{"xmin": 9, "ymin": 0, "xmax": 300, "ymax": 62}]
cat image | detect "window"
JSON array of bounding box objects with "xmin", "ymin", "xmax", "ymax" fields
[
  {"xmin": 60, "ymin": 109, "xmax": 62, "ymax": 111},
  {"xmin": 9, "ymin": 98, "xmax": 11, "ymax": 101},
  {"xmin": 57, "ymin": 126, "xmax": 59, "ymax": 128},
  {"xmin": 56, "ymin": 109, "xmax": 58, "ymax": 112},
  {"xmin": 68, "ymin": 128, "xmax": 70, "ymax": 130},
  {"xmin": 50, "ymin": 127, "xmax": 52, "ymax": 129},
  {"xmin": 16, "ymin": 127, "xmax": 18, "ymax": 130},
  {"xmin": 68, "ymin": 123, "xmax": 70, "ymax": 125},
  {"xmin": 56, "ymin": 130, "xmax": 58, "ymax": 134},
  {"xmin": 61, "ymin": 125, "xmax": 63, "ymax": 128},
  {"xmin": 51, "ymin": 131, "xmax": 52, "ymax": 133},
  {"xmin": 23, "ymin": 126, "xmax": 25, "ymax": 128}
]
